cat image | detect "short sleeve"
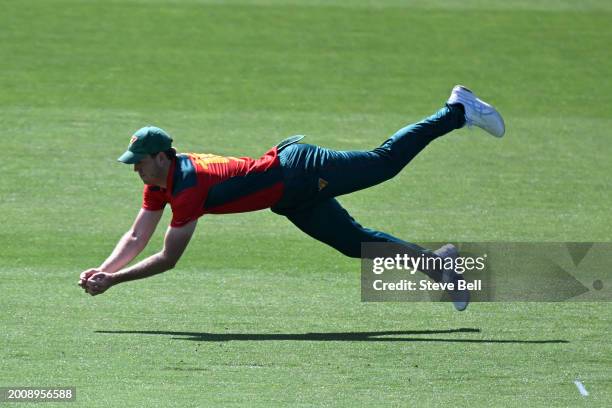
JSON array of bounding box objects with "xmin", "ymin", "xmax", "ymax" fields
[
  {"xmin": 142, "ymin": 185, "xmax": 168, "ymax": 211},
  {"xmin": 169, "ymin": 190, "xmax": 205, "ymax": 227}
]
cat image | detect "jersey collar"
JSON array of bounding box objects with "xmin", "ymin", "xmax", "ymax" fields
[{"xmin": 163, "ymin": 158, "xmax": 177, "ymax": 195}]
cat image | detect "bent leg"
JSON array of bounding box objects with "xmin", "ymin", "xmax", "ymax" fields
[
  {"xmin": 278, "ymin": 104, "xmax": 465, "ymax": 201},
  {"xmin": 323, "ymin": 104, "xmax": 464, "ymax": 198}
]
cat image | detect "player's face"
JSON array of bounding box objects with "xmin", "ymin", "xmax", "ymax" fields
[{"xmin": 133, "ymin": 155, "xmax": 164, "ymax": 185}]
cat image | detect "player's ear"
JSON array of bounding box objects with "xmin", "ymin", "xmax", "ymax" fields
[
  {"xmin": 153, "ymin": 152, "xmax": 166, "ymax": 165},
  {"xmin": 160, "ymin": 151, "xmax": 171, "ymax": 163}
]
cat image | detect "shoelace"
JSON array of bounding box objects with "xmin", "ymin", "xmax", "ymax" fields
[{"xmin": 463, "ymin": 97, "xmax": 489, "ymax": 116}]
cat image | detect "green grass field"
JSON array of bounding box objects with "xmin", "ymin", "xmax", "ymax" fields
[{"xmin": 1, "ymin": 0, "xmax": 611, "ymax": 406}]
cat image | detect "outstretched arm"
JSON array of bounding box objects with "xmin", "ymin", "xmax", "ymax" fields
[
  {"xmin": 78, "ymin": 208, "xmax": 162, "ymax": 288},
  {"xmin": 83, "ymin": 219, "xmax": 197, "ymax": 296}
]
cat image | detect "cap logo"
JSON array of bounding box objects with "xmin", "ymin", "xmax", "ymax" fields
[{"xmin": 129, "ymin": 135, "xmax": 138, "ymax": 145}]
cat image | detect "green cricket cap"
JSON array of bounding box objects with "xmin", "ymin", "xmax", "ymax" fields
[{"xmin": 118, "ymin": 126, "xmax": 173, "ymax": 164}]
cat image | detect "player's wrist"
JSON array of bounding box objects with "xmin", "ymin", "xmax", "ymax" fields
[
  {"xmin": 110, "ymin": 272, "xmax": 122, "ymax": 285},
  {"xmin": 99, "ymin": 263, "xmax": 120, "ymax": 274}
]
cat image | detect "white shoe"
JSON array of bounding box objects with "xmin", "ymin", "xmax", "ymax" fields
[
  {"xmin": 434, "ymin": 244, "xmax": 470, "ymax": 311},
  {"xmin": 447, "ymin": 85, "xmax": 505, "ymax": 138}
]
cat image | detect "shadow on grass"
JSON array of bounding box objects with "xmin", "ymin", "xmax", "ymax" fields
[{"xmin": 96, "ymin": 328, "xmax": 568, "ymax": 344}]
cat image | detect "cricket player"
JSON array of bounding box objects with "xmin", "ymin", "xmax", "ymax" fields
[{"xmin": 79, "ymin": 85, "xmax": 505, "ymax": 311}]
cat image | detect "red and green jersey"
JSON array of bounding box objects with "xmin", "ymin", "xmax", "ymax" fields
[{"xmin": 142, "ymin": 147, "xmax": 283, "ymax": 227}]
